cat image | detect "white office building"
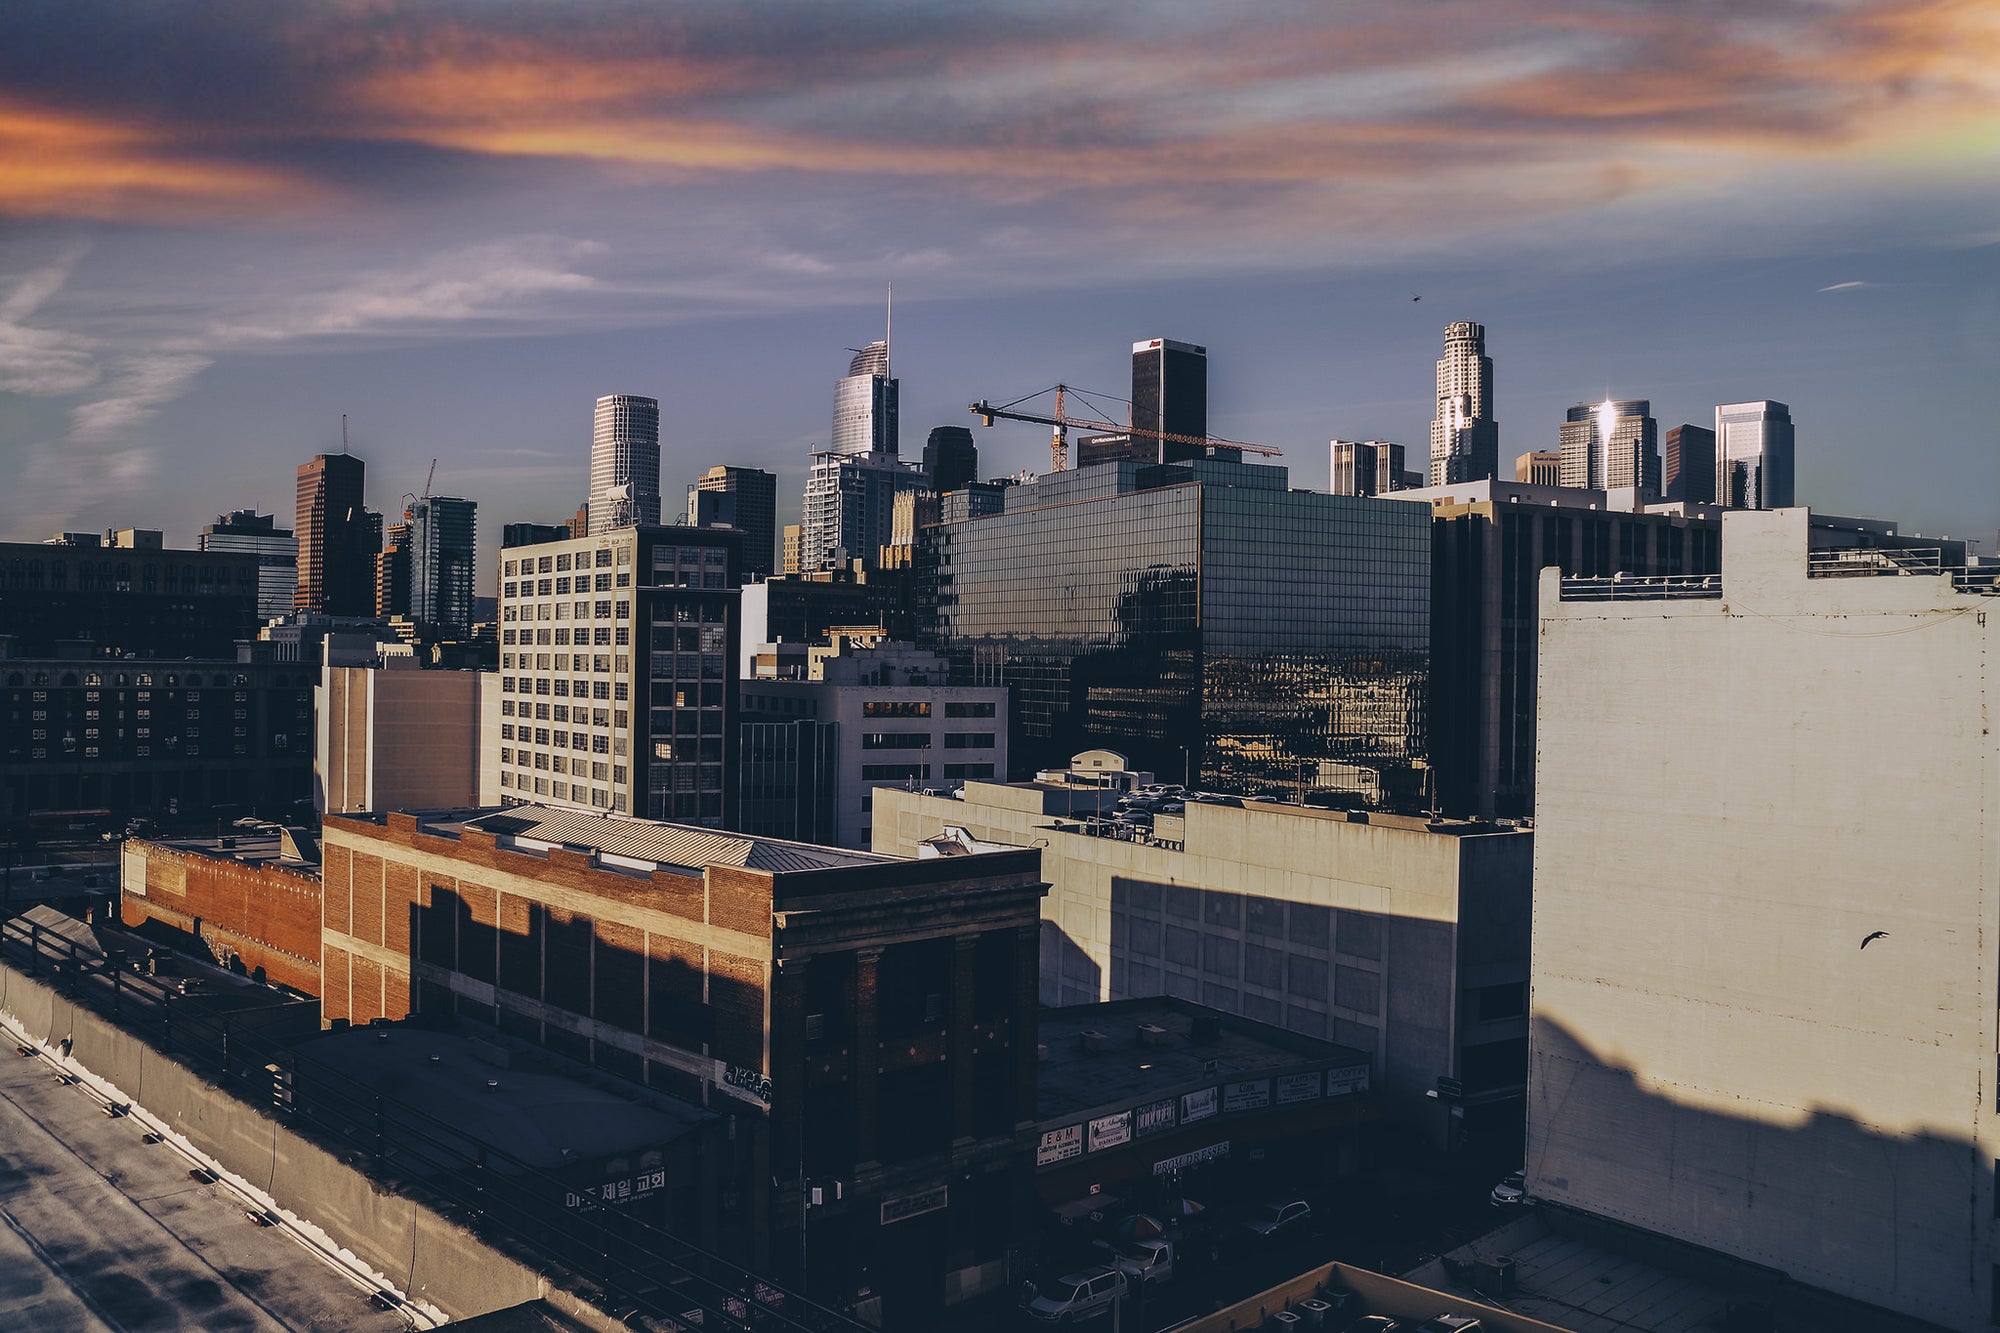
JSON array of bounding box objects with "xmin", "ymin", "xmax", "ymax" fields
[
  {"xmin": 588, "ymin": 394, "xmax": 662, "ymax": 533},
  {"xmin": 1715, "ymin": 398, "xmax": 1794, "ymax": 509},
  {"xmin": 1531, "ymin": 507, "xmax": 2000, "ymax": 1330}
]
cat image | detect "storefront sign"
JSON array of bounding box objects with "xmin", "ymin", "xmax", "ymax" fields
[
  {"xmin": 1037, "ymin": 1123, "xmax": 1084, "ymax": 1166},
  {"xmin": 1223, "ymin": 1078, "xmax": 1271, "ymax": 1113},
  {"xmin": 1326, "ymin": 1065, "xmax": 1371, "ymax": 1097},
  {"xmin": 1088, "ymin": 1110, "xmax": 1132, "ymax": 1152},
  {"xmin": 1276, "ymin": 1071, "xmax": 1322, "ymax": 1104},
  {"xmin": 881, "ymin": 1184, "xmax": 948, "ymax": 1225},
  {"xmin": 565, "ymin": 1167, "xmax": 668, "ymax": 1210},
  {"xmin": 1152, "ymin": 1141, "xmax": 1230, "ymax": 1176},
  {"xmin": 1180, "ymin": 1086, "xmax": 1219, "ymax": 1124},
  {"xmin": 1134, "ymin": 1097, "xmax": 1177, "ymax": 1137}
]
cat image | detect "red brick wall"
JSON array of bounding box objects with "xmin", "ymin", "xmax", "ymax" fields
[{"xmin": 119, "ymin": 842, "xmax": 322, "ymax": 995}]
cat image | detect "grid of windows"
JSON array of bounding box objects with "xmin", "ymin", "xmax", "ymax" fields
[{"xmin": 933, "ymin": 459, "xmax": 1430, "ymax": 805}]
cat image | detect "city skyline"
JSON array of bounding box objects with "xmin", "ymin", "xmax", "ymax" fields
[{"xmin": 0, "ymin": 4, "xmax": 1993, "ymax": 578}]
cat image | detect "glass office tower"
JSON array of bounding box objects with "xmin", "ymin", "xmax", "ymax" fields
[
  {"xmin": 929, "ymin": 459, "xmax": 1430, "ymax": 807},
  {"xmin": 1715, "ymin": 400, "xmax": 1794, "ymax": 509}
]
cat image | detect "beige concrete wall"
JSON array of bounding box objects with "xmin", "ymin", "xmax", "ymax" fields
[
  {"xmin": 875, "ymin": 788, "xmax": 1526, "ymax": 1110},
  {"xmin": 320, "ymin": 667, "xmax": 483, "ymax": 815},
  {"xmin": 1530, "ymin": 507, "xmax": 1999, "ymax": 1330}
]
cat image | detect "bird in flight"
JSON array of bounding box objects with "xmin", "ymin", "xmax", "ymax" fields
[
  {"xmin": 1860, "ymin": 931, "xmax": 1889, "ymax": 949},
  {"xmin": 1410, "ymin": 293, "xmax": 1422, "ymax": 302}
]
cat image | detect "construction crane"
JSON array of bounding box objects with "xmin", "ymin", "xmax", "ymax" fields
[
  {"xmin": 423, "ymin": 458, "xmax": 437, "ymax": 499},
  {"xmin": 969, "ymin": 384, "xmax": 1283, "ymax": 472}
]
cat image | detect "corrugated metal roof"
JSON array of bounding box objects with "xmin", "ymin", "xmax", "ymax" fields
[{"xmin": 457, "ymin": 806, "xmax": 884, "ymax": 875}]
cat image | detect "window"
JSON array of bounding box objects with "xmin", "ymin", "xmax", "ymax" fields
[
  {"xmin": 944, "ymin": 700, "xmax": 996, "ymax": 718},
  {"xmin": 862, "ymin": 763, "xmax": 929, "ymax": 781},
  {"xmin": 943, "ymin": 732, "xmax": 993, "ymax": 749},
  {"xmin": 862, "ymin": 732, "xmax": 930, "ymax": 749},
  {"xmin": 944, "ymin": 763, "xmax": 994, "ymax": 779},
  {"xmin": 862, "ymin": 701, "xmax": 931, "ymax": 719},
  {"xmin": 1476, "ymin": 983, "xmax": 1527, "ymax": 1022}
]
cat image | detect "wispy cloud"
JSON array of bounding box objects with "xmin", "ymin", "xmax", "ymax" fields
[
  {"xmin": 0, "ymin": 243, "xmax": 100, "ymax": 395},
  {"xmin": 1818, "ymin": 280, "xmax": 1873, "ymax": 292}
]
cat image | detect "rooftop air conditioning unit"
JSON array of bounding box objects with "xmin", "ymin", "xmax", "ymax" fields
[
  {"xmin": 1136, "ymin": 1022, "xmax": 1171, "ymax": 1047},
  {"xmin": 1079, "ymin": 1029, "xmax": 1112, "ymax": 1053}
]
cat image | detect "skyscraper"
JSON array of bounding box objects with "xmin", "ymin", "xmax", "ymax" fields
[
  {"xmin": 407, "ymin": 495, "xmax": 478, "ymax": 632},
  {"xmin": 1329, "ymin": 440, "xmax": 1409, "ymax": 497},
  {"xmin": 588, "ymin": 394, "xmax": 661, "ymax": 532},
  {"xmin": 199, "ymin": 509, "xmax": 297, "ymax": 619},
  {"xmin": 375, "ymin": 519, "xmax": 411, "ymax": 619},
  {"xmin": 1428, "ymin": 321, "xmax": 1500, "ymax": 486},
  {"xmin": 1558, "ymin": 399, "xmax": 1660, "ymax": 494},
  {"xmin": 295, "ymin": 452, "xmax": 378, "ymax": 615},
  {"xmin": 922, "ymin": 425, "xmax": 979, "ymax": 493},
  {"xmin": 831, "ymin": 341, "xmax": 898, "ymax": 457},
  {"xmin": 799, "ymin": 451, "xmax": 928, "ymax": 572},
  {"xmin": 687, "ymin": 465, "xmax": 777, "ymax": 580},
  {"xmin": 494, "ymin": 525, "xmax": 741, "ymax": 825},
  {"xmin": 1715, "ymin": 400, "xmax": 1794, "ymax": 509},
  {"xmin": 1663, "ymin": 424, "xmax": 1716, "ymax": 504},
  {"xmin": 1131, "ymin": 337, "xmax": 1209, "ymax": 463}
]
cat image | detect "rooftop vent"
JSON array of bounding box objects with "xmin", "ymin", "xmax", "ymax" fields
[
  {"xmin": 1136, "ymin": 1022, "xmax": 1171, "ymax": 1047},
  {"xmin": 1078, "ymin": 1029, "xmax": 1113, "ymax": 1054}
]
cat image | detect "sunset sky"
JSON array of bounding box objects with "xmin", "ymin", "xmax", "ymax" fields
[{"xmin": 3, "ymin": 0, "xmax": 1996, "ymax": 580}]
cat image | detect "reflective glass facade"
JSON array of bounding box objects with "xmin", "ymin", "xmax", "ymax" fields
[{"xmin": 930, "ymin": 460, "xmax": 1430, "ymax": 806}]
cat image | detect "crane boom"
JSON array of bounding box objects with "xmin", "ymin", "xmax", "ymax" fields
[
  {"xmin": 423, "ymin": 458, "xmax": 438, "ymax": 499},
  {"xmin": 969, "ymin": 388, "xmax": 1283, "ymax": 461}
]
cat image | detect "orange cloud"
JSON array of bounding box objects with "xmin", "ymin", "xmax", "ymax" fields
[{"xmin": 0, "ymin": 99, "xmax": 313, "ymax": 222}]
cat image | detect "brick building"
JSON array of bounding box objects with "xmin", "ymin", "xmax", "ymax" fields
[
  {"xmin": 117, "ymin": 828, "xmax": 323, "ymax": 994},
  {"xmin": 318, "ymin": 804, "xmax": 1047, "ymax": 1326}
]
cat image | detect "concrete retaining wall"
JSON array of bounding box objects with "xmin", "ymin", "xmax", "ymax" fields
[{"xmin": 0, "ymin": 957, "xmax": 555, "ymax": 1322}]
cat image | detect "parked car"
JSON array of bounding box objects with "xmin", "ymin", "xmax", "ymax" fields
[
  {"xmin": 1488, "ymin": 1171, "xmax": 1527, "ymax": 1206},
  {"xmin": 1024, "ymin": 1266, "xmax": 1128, "ymax": 1323},
  {"xmin": 1091, "ymin": 1237, "xmax": 1174, "ymax": 1287},
  {"xmin": 1243, "ymin": 1199, "xmax": 1312, "ymax": 1239}
]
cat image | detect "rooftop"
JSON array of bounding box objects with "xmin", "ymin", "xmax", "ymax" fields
[
  {"xmin": 144, "ymin": 825, "xmax": 321, "ymax": 871},
  {"xmin": 296, "ymin": 1025, "xmax": 714, "ymax": 1169},
  {"xmin": 1036, "ymin": 997, "xmax": 1369, "ymax": 1122},
  {"xmin": 365, "ymin": 804, "xmax": 891, "ymax": 877}
]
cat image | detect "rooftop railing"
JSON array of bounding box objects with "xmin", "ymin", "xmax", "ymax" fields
[
  {"xmin": 1807, "ymin": 546, "xmax": 1943, "ymax": 578},
  {"xmin": 1558, "ymin": 574, "xmax": 1722, "ymax": 602}
]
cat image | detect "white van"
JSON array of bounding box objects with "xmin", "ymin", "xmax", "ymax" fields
[{"xmin": 1025, "ymin": 1266, "xmax": 1128, "ymax": 1323}]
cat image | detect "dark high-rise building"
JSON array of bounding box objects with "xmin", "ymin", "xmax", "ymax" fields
[
  {"xmin": 198, "ymin": 511, "xmax": 297, "ymax": 620},
  {"xmin": 929, "ymin": 458, "xmax": 1430, "ymax": 806},
  {"xmin": 688, "ymin": 465, "xmax": 777, "ymax": 580},
  {"xmin": 407, "ymin": 496, "xmax": 478, "ymax": 632},
  {"xmin": 1664, "ymin": 424, "xmax": 1717, "ymax": 504},
  {"xmin": 1329, "ymin": 440, "xmax": 1409, "ymax": 497},
  {"xmin": 922, "ymin": 425, "xmax": 979, "ymax": 494},
  {"xmin": 1130, "ymin": 337, "xmax": 1209, "ymax": 463},
  {"xmin": 295, "ymin": 452, "xmax": 379, "ymax": 615},
  {"xmin": 375, "ymin": 520, "xmax": 411, "ymax": 619},
  {"xmin": 1558, "ymin": 399, "xmax": 1659, "ymax": 494},
  {"xmin": 1715, "ymin": 400, "xmax": 1794, "ymax": 509},
  {"xmin": 502, "ymin": 522, "xmax": 569, "ymax": 548}
]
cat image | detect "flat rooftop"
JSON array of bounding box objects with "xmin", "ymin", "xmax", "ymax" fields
[
  {"xmin": 1037, "ymin": 997, "xmax": 1370, "ymax": 1122},
  {"xmin": 296, "ymin": 1026, "xmax": 713, "ymax": 1169},
  {"xmin": 145, "ymin": 826, "xmax": 321, "ymax": 872},
  {"xmin": 1409, "ymin": 1211, "xmax": 1944, "ymax": 1333},
  {"xmin": 355, "ymin": 804, "xmax": 890, "ymax": 878}
]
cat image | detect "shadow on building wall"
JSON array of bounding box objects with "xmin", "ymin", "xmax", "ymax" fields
[
  {"xmin": 1530, "ymin": 1015, "xmax": 1986, "ymax": 1332},
  {"xmin": 1040, "ymin": 918, "xmax": 1100, "ymax": 1007}
]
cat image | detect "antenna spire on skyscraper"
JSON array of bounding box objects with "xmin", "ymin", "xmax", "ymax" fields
[{"xmin": 885, "ymin": 280, "xmax": 893, "ymax": 379}]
